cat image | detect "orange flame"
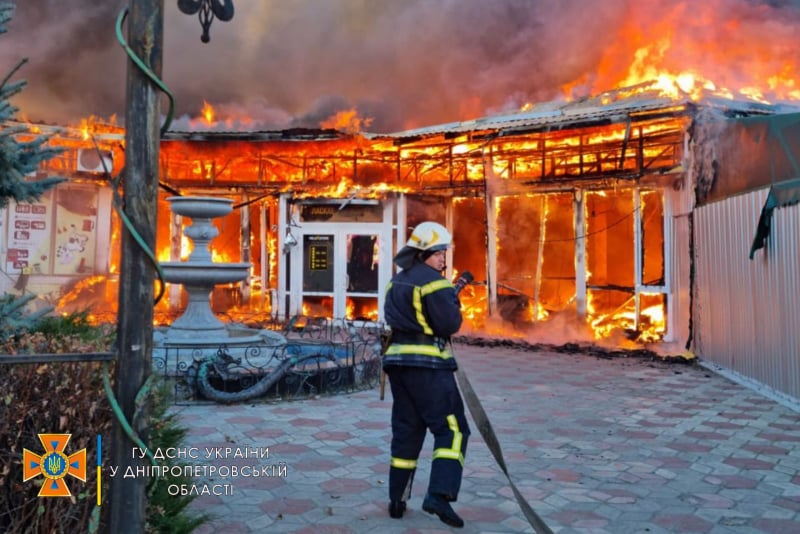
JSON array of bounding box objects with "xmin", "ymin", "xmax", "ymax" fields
[
  {"xmin": 202, "ymin": 101, "xmax": 215, "ymax": 124},
  {"xmin": 587, "ymin": 292, "xmax": 666, "ymax": 344},
  {"xmin": 561, "ymin": 1, "xmax": 800, "ymax": 104},
  {"xmin": 320, "ymin": 108, "xmax": 374, "ymax": 134}
]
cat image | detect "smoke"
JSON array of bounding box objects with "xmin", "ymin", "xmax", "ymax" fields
[
  {"xmin": 0, "ymin": 0, "xmax": 128, "ymax": 123},
  {"xmin": 2, "ymin": 0, "xmax": 799, "ymax": 132}
]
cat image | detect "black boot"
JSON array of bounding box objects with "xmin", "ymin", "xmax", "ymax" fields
[
  {"xmin": 422, "ymin": 493, "xmax": 464, "ymax": 528},
  {"xmin": 388, "ymin": 500, "xmax": 406, "ymax": 518}
]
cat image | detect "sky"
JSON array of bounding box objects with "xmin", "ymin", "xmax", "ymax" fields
[{"xmin": 2, "ymin": 0, "xmax": 800, "ymax": 133}]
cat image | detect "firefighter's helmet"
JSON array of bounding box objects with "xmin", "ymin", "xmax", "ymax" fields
[
  {"xmin": 405, "ymin": 221, "xmax": 452, "ymax": 252},
  {"xmin": 394, "ymin": 221, "xmax": 451, "ymax": 269}
]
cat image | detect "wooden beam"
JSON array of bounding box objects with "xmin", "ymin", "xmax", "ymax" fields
[{"xmin": 110, "ymin": 1, "xmax": 163, "ymax": 532}]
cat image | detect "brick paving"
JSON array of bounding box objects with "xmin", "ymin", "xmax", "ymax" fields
[{"xmin": 172, "ymin": 342, "xmax": 800, "ymax": 533}]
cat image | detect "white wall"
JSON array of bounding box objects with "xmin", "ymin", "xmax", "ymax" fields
[{"xmin": 694, "ymin": 188, "xmax": 800, "ymax": 402}]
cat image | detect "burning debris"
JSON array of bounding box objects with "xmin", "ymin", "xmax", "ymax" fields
[
  {"xmin": 454, "ymin": 334, "xmax": 694, "ymax": 365},
  {"xmin": 14, "ymin": 81, "xmax": 797, "ymax": 352}
]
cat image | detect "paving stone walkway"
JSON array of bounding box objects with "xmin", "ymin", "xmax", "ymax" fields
[{"xmin": 172, "ymin": 342, "xmax": 800, "ymax": 533}]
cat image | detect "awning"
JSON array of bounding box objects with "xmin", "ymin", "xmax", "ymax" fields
[{"xmin": 749, "ymin": 177, "xmax": 800, "ymax": 259}]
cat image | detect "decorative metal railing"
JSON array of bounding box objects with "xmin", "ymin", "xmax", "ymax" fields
[
  {"xmin": 153, "ymin": 315, "xmax": 384, "ymax": 404},
  {"xmin": 0, "ymin": 316, "xmax": 384, "ymax": 405}
]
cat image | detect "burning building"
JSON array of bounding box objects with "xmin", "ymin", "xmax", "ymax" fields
[{"xmin": 2, "ymin": 83, "xmax": 800, "ymax": 401}]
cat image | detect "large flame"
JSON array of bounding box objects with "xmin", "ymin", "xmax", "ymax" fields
[
  {"xmin": 201, "ymin": 101, "xmax": 215, "ymax": 124},
  {"xmin": 560, "ymin": 1, "xmax": 800, "ymax": 105},
  {"xmin": 41, "ymin": 98, "xmax": 676, "ymax": 348},
  {"xmin": 320, "ymin": 108, "xmax": 374, "ymax": 134}
]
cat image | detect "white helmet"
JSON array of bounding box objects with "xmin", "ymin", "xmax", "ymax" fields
[
  {"xmin": 406, "ymin": 221, "xmax": 452, "ymax": 252},
  {"xmin": 394, "ymin": 221, "xmax": 452, "ymax": 268}
]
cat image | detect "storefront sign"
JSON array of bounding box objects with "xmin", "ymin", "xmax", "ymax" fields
[{"xmin": 300, "ymin": 202, "xmax": 382, "ymax": 222}]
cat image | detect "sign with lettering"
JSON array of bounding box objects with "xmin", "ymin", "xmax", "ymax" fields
[
  {"xmin": 301, "ymin": 205, "xmax": 337, "ymax": 221},
  {"xmin": 299, "ymin": 203, "xmax": 382, "ymax": 222},
  {"xmin": 6, "ymin": 192, "xmax": 53, "ymax": 274},
  {"xmin": 309, "ymin": 243, "xmax": 329, "ymax": 271}
]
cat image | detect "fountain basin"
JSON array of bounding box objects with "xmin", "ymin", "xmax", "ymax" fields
[
  {"xmin": 161, "ymin": 262, "xmax": 250, "ymax": 285},
  {"xmin": 167, "ymin": 196, "xmax": 234, "ymax": 219},
  {"xmin": 156, "ymin": 325, "xmax": 282, "ymax": 348},
  {"xmin": 153, "ymin": 325, "xmax": 289, "ymax": 377}
]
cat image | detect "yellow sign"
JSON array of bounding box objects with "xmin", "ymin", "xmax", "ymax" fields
[{"xmin": 23, "ymin": 433, "xmax": 87, "ymax": 498}]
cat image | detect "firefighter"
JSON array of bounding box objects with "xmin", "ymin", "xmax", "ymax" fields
[{"xmin": 382, "ymin": 221, "xmax": 469, "ymax": 528}]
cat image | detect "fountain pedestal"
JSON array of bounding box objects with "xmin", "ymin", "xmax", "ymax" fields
[
  {"xmin": 159, "ymin": 263, "xmax": 251, "ymax": 341},
  {"xmin": 159, "ymin": 196, "xmax": 250, "ymax": 342},
  {"xmin": 154, "ymin": 196, "xmax": 284, "ymax": 374}
]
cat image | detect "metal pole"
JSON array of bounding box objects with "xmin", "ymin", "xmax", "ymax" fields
[{"xmin": 110, "ymin": 1, "xmax": 163, "ymax": 532}]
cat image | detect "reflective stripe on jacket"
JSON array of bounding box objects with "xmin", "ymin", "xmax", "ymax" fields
[{"xmin": 383, "ymin": 262, "xmax": 462, "ymax": 370}]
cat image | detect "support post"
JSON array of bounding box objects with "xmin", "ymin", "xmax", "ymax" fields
[
  {"xmin": 483, "ymin": 147, "xmax": 498, "ymax": 318},
  {"xmin": 485, "ymin": 194, "xmax": 498, "ymax": 318},
  {"xmin": 110, "ymin": 1, "xmax": 163, "ymax": 532},
  {"xmin": 240, "ymin": 192, "xmax": 251, "ymax": 302},
  {"xmin": 573, "ymin": 189, "xmax": 587, "ymax": 317},
  {"xmin": 533, "ymin": 194, "xmax": 547, "ymax": 320},
  {"xmin": 259, "ymin": 201, "xmax": 268, "ymax": 309},
  {"xmin": 445, "ymin": 199, "xmax": 454, "ymax": 281},
  {"xmin": 169, "ymin": 209, "xmax": 182, "ymax": 308},
  {"xmin": 633, "ymin": 189, "xmax": 642, "ymax": 331}
]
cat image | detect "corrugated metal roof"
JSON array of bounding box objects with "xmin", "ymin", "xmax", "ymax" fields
[
  {"xmin": 14, "ymin": 86, "xmax": 799, "ymax": 143},
  {"xmin": 366, "ymin": 90, "xmax": 800, "ymax": 141},
  {"xmin": 371, "ymin": 94, "xmax": 678, "ymax": 140}
]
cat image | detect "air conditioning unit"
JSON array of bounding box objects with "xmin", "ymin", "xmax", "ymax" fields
[{"xmin": 77, "ymin": 148, "xmax": 113, "ymax": 173}]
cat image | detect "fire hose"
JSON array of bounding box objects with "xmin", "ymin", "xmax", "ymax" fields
[
  {"xmin": 192, "ymin": 348, "xmax": 339, "ymax": 404},
  {"xmin": 453, "ymin": 352, "xmax": 554, "ymax": 534},
  {"xmin": 381, "ymin": 271, "xmax": 554, "ymax": 534}
]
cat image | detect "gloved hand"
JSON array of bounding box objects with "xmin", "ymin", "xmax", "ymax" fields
[{"xmin": 453, "ymin": 271, "xmax": 474, "ymax": 293}]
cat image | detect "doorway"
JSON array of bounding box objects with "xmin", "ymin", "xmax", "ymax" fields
[{"xmin": 283, "ymin": 200, "xmax": 393, "ymax": 322}]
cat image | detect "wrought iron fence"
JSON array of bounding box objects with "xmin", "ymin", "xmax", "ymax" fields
[
  {"xmin": 154, "ymin": 315, "xmax": 384, "ymax": 405},
  {"xmin": 0, "ymin": 316, "xmax": 384, "ymax": 406}
]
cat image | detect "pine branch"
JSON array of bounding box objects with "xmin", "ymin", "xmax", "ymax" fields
[{"xmin": 0, "ymin": 57, "xmax": 27, "ymax": 93}]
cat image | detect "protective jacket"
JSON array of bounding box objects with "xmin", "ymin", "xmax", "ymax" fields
[
  {"xmin": 383, "ymin": 262, "xmax": 462, "ymax": 370},
  {"xmin": 382, "ymin": 259, "xmax": 469, "ymax": 505}
]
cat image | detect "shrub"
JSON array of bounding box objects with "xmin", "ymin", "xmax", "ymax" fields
[
  {"xmin": 0, "ymin": 293, "xmax": 53, "ymax": 343},
  {"xmin": 0, "ymin": 325, "xmax": 113, "ymax": 533},
  {"xmin": 0, "ymin": 314, "xmax": 208, "ymax": 533}
]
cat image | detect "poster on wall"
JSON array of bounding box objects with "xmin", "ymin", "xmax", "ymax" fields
[
  {"xmin": 6, "ymin": 191, "xmax": 53, "ymax": 275},
  {"xmin": 52, "ymin": 187, "xmax": 99, "ymax": 275}
]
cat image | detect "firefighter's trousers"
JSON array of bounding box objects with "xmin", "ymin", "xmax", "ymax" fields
[{"xmin": 386, "ymin": 366, "xmax": 470, "ymax": 502}]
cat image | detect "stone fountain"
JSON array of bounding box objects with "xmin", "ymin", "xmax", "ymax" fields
[
  {"xmin": 153, "ymin": 196, "xmax": 284, "ymax": 373},
  {"xmin": 151, "ymin": 196, "xmax": 375, "ymax": 403}
]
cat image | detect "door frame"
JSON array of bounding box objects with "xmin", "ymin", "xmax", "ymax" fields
[{"xmin": 278, "ymin": 197, "xmax": 394, "ymax": 322}]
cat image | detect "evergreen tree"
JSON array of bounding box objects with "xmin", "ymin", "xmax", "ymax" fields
[
  {"xmin": 1, "ymin": 2, "xmax": 64, "ymax": 332},
  {"xmin": 0, "ymin": 2, "xmax": 64, "ymax": 208}
]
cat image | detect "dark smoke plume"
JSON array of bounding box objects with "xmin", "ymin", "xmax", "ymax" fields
[{"xmin": 2, "ymin": 0, "xmax": 799, "ymax": 132}]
